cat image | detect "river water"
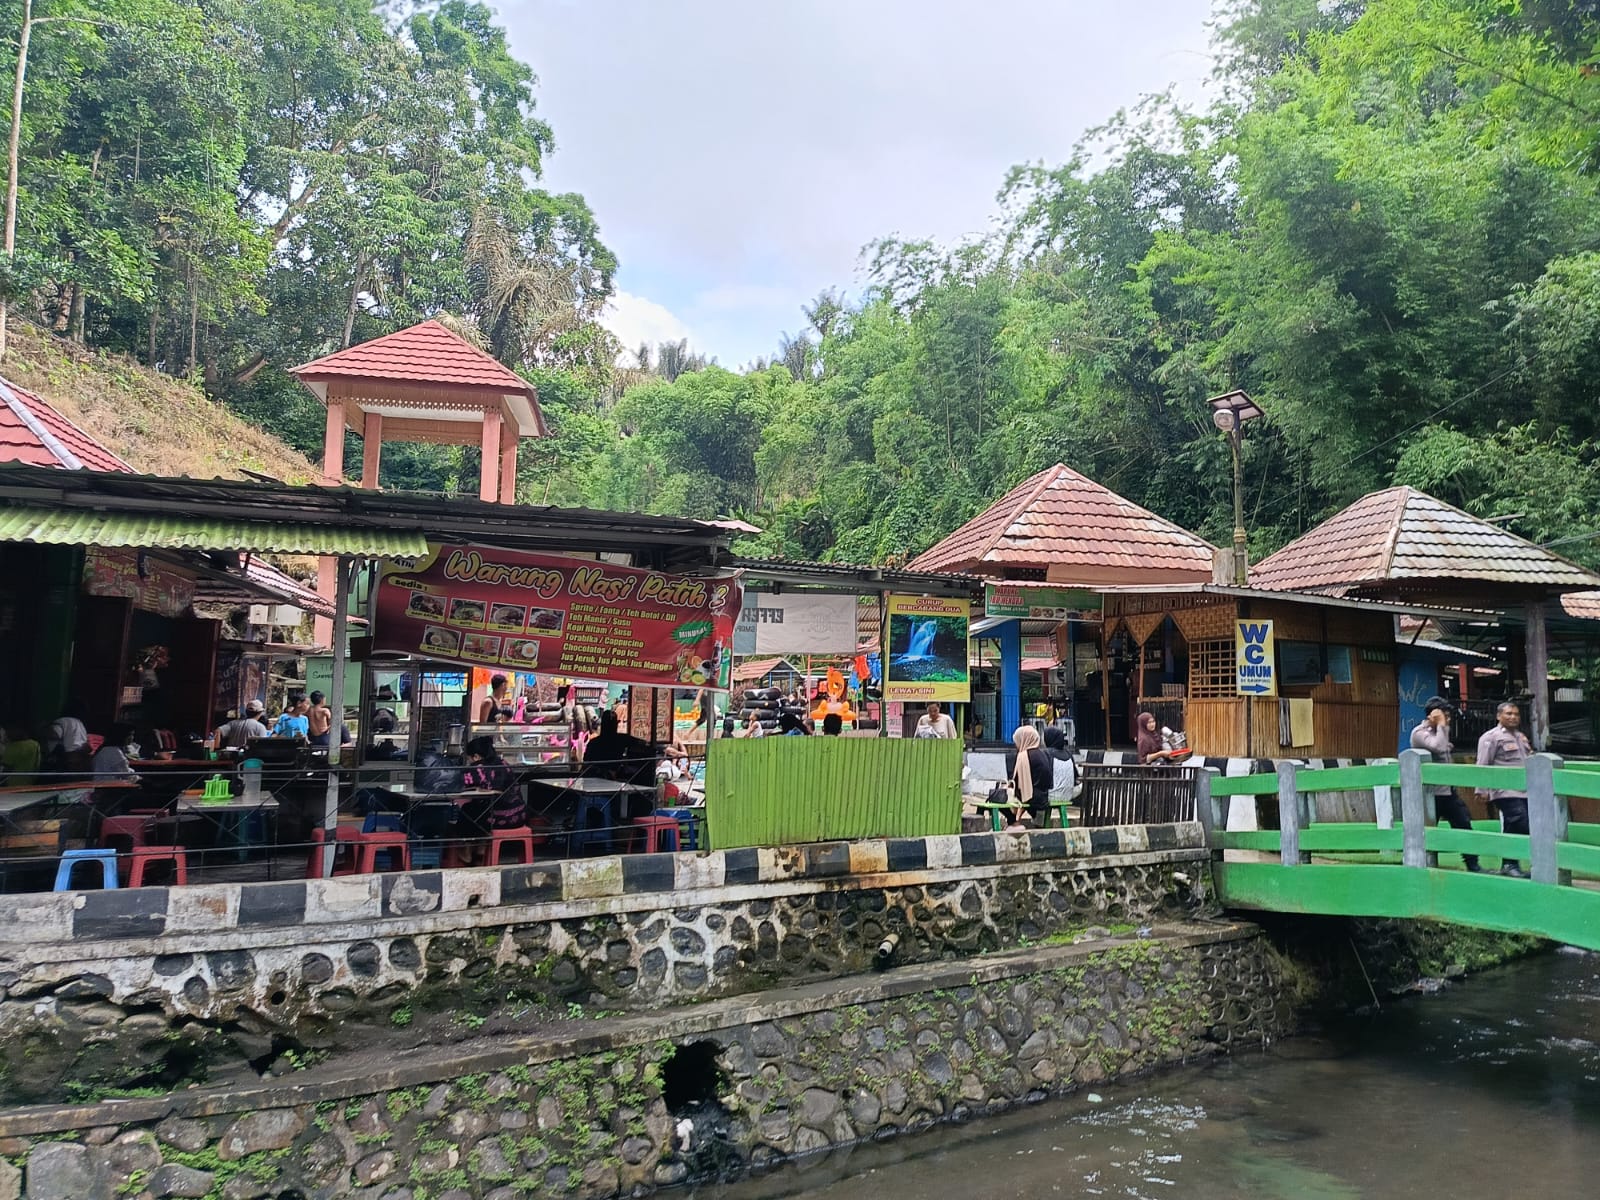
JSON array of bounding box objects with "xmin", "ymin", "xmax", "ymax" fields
[{"xmin": 693, "ymin": 949, "xmax": 1600, "ymax": 1200}]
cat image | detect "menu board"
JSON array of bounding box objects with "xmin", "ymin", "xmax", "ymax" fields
[{"xmin": 372, "ymin": 545, "xmax": 743, "ymax": 691}]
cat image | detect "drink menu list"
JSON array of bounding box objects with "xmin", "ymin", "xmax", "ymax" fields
[{"xmin": 372, "ymin": 545, "xmax": 743, "ymax": 691}]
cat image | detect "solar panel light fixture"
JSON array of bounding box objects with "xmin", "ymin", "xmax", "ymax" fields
[{"xmin": 1207, "ymin": 390, "xmax": 1263, "ymax": 586}]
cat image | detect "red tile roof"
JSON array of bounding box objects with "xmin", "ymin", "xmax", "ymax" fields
[
  {"xmin": 291, "ymin": 320, "xmax": 536, "ymax": 395},
  {"xmin": 908, "ymin": 463, "xmax": 1216, "ymax": 580},
  {"xmin": 1562, "ymin": 591, "xmax": 1600, "ymax": 621},
  {"xmin": 0, "ymin": 378, "xmax": 132, "ymax": 472},
  {"xmin": 1251, "ymin": 486, "xmax": 1600, "ymax": 593}
]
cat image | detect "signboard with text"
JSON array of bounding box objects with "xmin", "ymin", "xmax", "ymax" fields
[
  {"xmin": 1235, "ymin": 619, "xmax": 1277, "ymax": 696},
  {"xmin": 883, "ymin": 594, "xmax": 971, "ymax": 703},
  {"xmin": 372, "ymin": 545, "xmax": 743, "ymax": 691},
  {"xmin": 83, "ymin": 548, "xmax": 194, "ymax": 618},
  {"xmin": 732, "ymin": 592, "xmax": 859, "ymax": 655},
  {"xmin": 983, "ymin": 582, "xmax": 1100, "ymax": 621}
]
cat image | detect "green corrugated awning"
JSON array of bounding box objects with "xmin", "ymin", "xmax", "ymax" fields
[{"xmin": 0, "ymin": 506, "xmax": 428, "ymax": 559}]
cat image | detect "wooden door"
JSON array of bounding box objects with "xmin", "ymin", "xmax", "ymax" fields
[
  {"xmin": 163, "ymin": 617, "xmax": 220, "ymax": 735},
  {"xmin": 68, "ymin": 594, "xmax": 132, "ymax": 733}
]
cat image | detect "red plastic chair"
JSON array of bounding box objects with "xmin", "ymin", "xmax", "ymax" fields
[
  {"xmin": 488, "ymin": 826, "xmax": 536, "ymax": 866},
  {"xmin": 100, "ymin": 815, "xmax": 154, "ymax": 854},
  {"xmin": 630, "ymin": 815, "xmax": 680, "ymax": 854},
  {"xmin": 306, "ymin": 827, "xmax": 362, "ymax": 878},
  {"xmin": 352, "ymin": 830, "xmax": 410, "ymax": 874},
  {"xmin": 127, "ymin": 846, "xmax": 187, "ymax": 887}
]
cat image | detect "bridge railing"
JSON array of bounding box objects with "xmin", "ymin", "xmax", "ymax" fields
[{"xmin": 1196, "ymin": 751, "xmax": 1600, "ymax": 887}]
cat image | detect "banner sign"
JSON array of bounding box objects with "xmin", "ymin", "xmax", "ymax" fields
[
  {"xmin": 984, "ymin": 582, "xmax": 1100, "ymax": 621},
  {"xmin": 84, "ymin": 548, "xmax": 194, "ymax": 618},
  {"xmin": 373, "ymin": 545, "xmax": 743, "ymax": 691},
  {"xmin": 1235, "ymin": 619, "xmax": 1277, "ymax": 697},
  {"xmin": 883, "ymin": 595, "xmax": 971, "ymax": 703},
  {"xmin": 732, "ymin": 592, "xmax": 860, "ymax": 655}
]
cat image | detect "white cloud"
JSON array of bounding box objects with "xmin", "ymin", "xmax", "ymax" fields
[{"xmin": 601, "ymin": 291, "xmax": 695, "ymax": 361}]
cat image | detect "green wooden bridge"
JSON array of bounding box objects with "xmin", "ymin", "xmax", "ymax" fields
[{"xmin": 1199, "ymin": 753, "xmax": 1600, "ymax": 950}]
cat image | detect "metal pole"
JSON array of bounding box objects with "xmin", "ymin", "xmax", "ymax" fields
[
  {"xmin": 321, "ymin": 557, "xmax": 352, "ymax": 879},
  {"xmin": 1231, "ymin": 423, "xmax": 1247, "ymax": 587}
]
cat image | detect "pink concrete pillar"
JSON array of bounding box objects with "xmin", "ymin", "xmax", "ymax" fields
[
  {"xmin": 498, "ymin": 417, "xmax": 517, "ymax": 505},
  {"xmin": 479, "ymin": 407, "xmax": 502, "ymax": 503},
  {"xmin": 360, "ymin": 410, "xmax": 383, "ymax": 490}
]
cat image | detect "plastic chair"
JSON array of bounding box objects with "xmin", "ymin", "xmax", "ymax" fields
[
  {"xmin": 306, "ymin": 827, "xmax": 361, "ymax": 878},
  {"xmin": 127, "ymin": 846, "xmax": 187, "ymax": 888},
  {"xmin": 54, "ymin": 849, "xmax": 119, "ymax": 891},
  {"xmin": 352, "ymin": 830, "xmax": 410, "ymax": 874},
  {"xmin": 569, "ymin": 795, "xmax": 614, "ymax": 856},
  {"xmin": 630, "ymin": 815, "xmax": 680, "ymax": 854},
  {"xmin": 488, "ymin": 826, "xmax": 536, "ymax": 866},
  {"xmin": 973, "ymin": 800, "xmax": 1013, "ymax": 832},
  {"xmin": 362, "ymin": 812, "xmax": 405, "ymax": 834},
  {"xmin": 100, "ymin": 815, "xmax": 154, "ymax": 853},
  {"xmin": 657, "ymin": 806, "xmax": 702, "ymax": 851}
]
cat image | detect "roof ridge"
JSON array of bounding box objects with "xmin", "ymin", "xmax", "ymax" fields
[
  {"xmin": 1377, "ymin": 486, "xmax": 1413, "ymax": 579},
  {"xmin": 1047, "ymin": 463, "xmax": 1214, "ymax": 548},
  {"xmin": 976, "ymin": 464, "xmax": 1066, "ymax": 561}
]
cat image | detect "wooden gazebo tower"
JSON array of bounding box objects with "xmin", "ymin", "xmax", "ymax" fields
[{"xmin": 292, "ymin": 320, "xmax": 547, "ymax": 639}]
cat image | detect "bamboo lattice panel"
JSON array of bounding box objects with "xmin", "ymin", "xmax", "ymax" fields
[{"xmin": 1189, "ymin": 638, "xmax": 1236, "ymax": 698}]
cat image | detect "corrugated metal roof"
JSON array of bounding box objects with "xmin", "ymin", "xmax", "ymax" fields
[
  {"xmin": 908, "ymin": 463, "xmax": 1216, "ymax": 578},
  {"xmin": 0, "ymin": 378, "xmax": 133, "ymax": 472},
  {"xmin": 194, "ymin": 557, "xmax": 336, "ymax": 618},
  {"xmin": 292, "ymin": 320, "xmax": 535, "ymax": 395},
  {"xmin": 0, "ymin": 507, "xmax": 427, "ymax": 558},
  {"xmin": 1251, "ymin": 487, "xmax": 1600, "ymax": 593}
]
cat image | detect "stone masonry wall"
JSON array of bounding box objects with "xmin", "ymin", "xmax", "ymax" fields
[
  {"xmin": 0, "ymin": 923, "xmax": 1287, "ymax": 1200},
  {"xmin": 0, "ymin": 825, "xmax": 1210, "ymax": 1105}
]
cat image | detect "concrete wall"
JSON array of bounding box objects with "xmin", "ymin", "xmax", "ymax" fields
[
  {"xmin": 0, "ymin": 922, "xmax": 1287, "ymax": 1200},
  {"xmin": 0, "ymin": 825, "xmax": 1211, "ymax": 1105}
]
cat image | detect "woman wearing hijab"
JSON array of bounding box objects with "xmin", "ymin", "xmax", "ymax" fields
[
  {"xmin": 1135, "ymin": 712, "xmax": 1163, "ymax": 764},
  {"xmin": 1005, "ymin": 725, "xmax": 1053, "ymax": 826}
]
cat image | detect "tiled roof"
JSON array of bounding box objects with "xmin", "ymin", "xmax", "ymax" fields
[
  {"xmin": 0, "ymin": 378, "xmax": 132, "ymax": 472},
  {"xmin": 1563, "ymin": 591, "xmax": 1600, "ymax": 621},
  {"xmin": 291, "ymin": 320, "xmax": 536, "ymax": 394},
  {"xmin": 1251, "ymin": 487, "xmax": 1600, "ymax": 593},
  {"xmin": 908, "ymin": 463, "xmax": 1216, "ymax": 578},
  {"xmin": 732, "ymin": 657, "xmax": 799, "ymax": 682}
]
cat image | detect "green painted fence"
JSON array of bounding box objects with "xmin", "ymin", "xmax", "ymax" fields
[
  {"xmin": 704, "ymin": 736, "xmax": 963, "ymax": 849},
  {"xmin": 1197, "ymin": 752, "xmax": 1600, "ymax": 950}
]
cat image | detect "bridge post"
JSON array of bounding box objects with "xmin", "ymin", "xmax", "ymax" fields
[
  {"xmin": 1196, "ymin": 767, "xmax": 1221, "ymax": 857},
  {"xmin": 1526, "ymin": 753, "xmax": 1568, "ymax": 886},
  {"xmin": 1276, "ymin": 761, "xmax": 1306, "ymax": 865},
  {"xmin": 1398, "ymin": 749, "xmax": 1433, "ymax": 869}
]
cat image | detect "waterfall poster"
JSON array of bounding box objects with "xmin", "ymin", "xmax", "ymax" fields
[{"xmin": 883, "ymin": 595, "xmax": 970, "ymax": 702}]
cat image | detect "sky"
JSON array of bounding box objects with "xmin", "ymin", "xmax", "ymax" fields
[{"xmin": 500, "ymin": 0, "xmax": 1218, "ymax": 368}]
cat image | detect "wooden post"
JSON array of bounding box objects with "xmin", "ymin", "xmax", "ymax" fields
[
  {"xmin": 321, "ymin": 397, "xmax": 346, "ymax": 484},
  {"xmin": 1276, "ymin": 760, "xmax": 1304, "ymax": 865},
  {"xmin": 877, "ymin": 590, "xmax": 889, "ymax": 739},
  {"xmin": 1526, "ymin": 752, "xmax": 1567, "ymax": 886},
  {"xmin": 1525, "ymin": 596, "xmax": 1550, "ymax": 752},
  {"xmin": 1398, "ymin": 748, "xmax": 1432, "ymax": 869},
  {"xmin": 479, "ymin": 407, "xmax": 502, "ymax": 503},
  {"xmin": 321, "ymin": 557, "xmax": 352, "ymax": 878},
  {"xmin": 360, "ymin": 410, "xmax": 383, "ymax": 490},
  {"xmin": 498, "ymin": 417, "xmax": 518, "ymax": 505}
]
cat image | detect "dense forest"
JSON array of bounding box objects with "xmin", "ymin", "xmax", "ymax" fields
[{"xmin": 6, "ymin": 0, "xmax": 1600, "ymax": 567}]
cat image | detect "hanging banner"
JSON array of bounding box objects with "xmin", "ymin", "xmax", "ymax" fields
[
  {"xmin": 372, "ymin": 545, "xmax": 743, "ymax": 690},
  {"xmin": 1235, "ymin": 618, "xmax": 1277, "ymax": 696},
  {"xmin": 732, "ymin": 592, "xmax": 860, "ymax": 655},
  {"xmin": 883, "ymin": 595, "xmax": 971, "ymax": 703},
  {"xmin": 983, "ymin": 582, "xmax": 1100, "ymax": 621},
  {"xmin": 83, "ymin": 548, "xmax": 195, "ymax": 618}
]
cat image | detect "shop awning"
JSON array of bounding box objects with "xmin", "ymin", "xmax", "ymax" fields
[
  {"xmin": 192, "ymin": 556, "xmax": 336, "ymax": 619},
  {"xmin": 0, "ymin": 506, "xmax": 428, "ymax": 559}
]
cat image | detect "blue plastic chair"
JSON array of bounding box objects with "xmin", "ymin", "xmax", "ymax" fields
[
  {"xmin": 54, "ymin": 848, "xmax": 119, "ymax": 891},
  {"xmin": 569, "ymin": 794, "xmax": 615, "ymax": 856},
  {"xmin": 362, "ymin": 812, "xmax": 405, "ymax": 834},
  {"xmin": 657, "ymin": 807, "xmax": 703, "ymax": 851}
]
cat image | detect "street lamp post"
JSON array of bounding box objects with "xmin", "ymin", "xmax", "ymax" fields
[{"xmin": 1207, "ymin": 390, "xmax": 1263, "ymax": 588}]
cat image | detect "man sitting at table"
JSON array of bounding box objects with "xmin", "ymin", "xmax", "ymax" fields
[
  {"xmin": 583, "ymin": 710, "xmax": 654, "ymax": 786},
  {"xmin": 214, "ymin": 700, "xmax": 269, "ymax": 751},
  {"xmin": 457, "ymin": 736, "xmax": 526, "ymax": 853},
  {"xmin": 272, "ymin": 694, "xmax": 311, "ymax": 740},
  {"xmin": 1, "ymin": 723, "xmax": 41, "ymax": 785}
]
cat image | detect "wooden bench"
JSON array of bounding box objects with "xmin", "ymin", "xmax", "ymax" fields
[{"xmin": 1078, "ymin": 764, "xmax": 1202, "ymax": 827}]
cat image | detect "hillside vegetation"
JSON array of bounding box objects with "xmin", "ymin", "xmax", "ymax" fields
[{"xmin": 4, "ymin": 322, "xmax": 317, "ymax": 482}]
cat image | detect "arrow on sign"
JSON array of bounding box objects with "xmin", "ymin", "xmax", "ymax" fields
[{"xmin": 1238, "ymin": 683, "xmax": 1270, "ymax": 694}]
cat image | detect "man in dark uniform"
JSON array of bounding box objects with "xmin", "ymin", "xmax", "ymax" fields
[{"xmin": 1476, "ymin": 701, "xmax": 1532, "ymax": 879}]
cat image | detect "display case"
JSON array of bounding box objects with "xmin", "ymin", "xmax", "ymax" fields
[{"xmin": 467, "ymin": 723, "xmax": 573, "ymax": 767}]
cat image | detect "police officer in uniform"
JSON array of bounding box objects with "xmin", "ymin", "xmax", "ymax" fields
[{"xmin": 1475, "ymin": 700, "xmax": 1532, "ymax": 879}]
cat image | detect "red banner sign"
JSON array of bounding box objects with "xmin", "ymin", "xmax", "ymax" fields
[
  {"xmin": 372, "ymin": 545, "xmax": 743, "ymax": 690},
  {"xmin": 83, "ymin": 548, "xmax": 195, "ymax": 618}
]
